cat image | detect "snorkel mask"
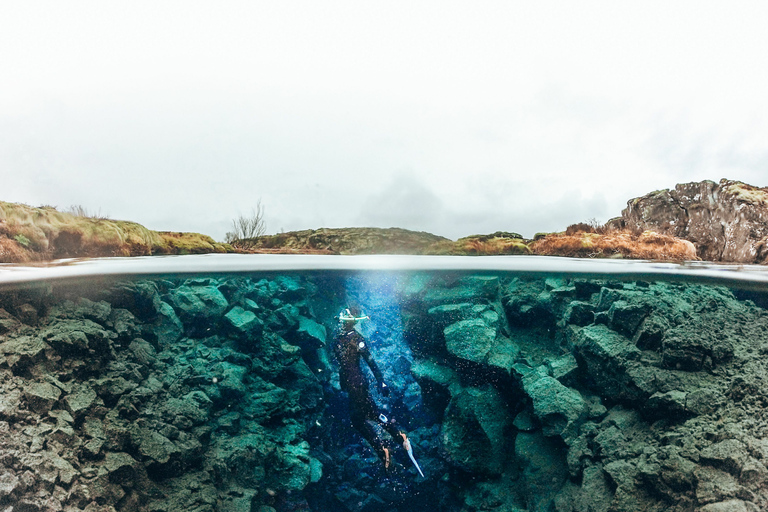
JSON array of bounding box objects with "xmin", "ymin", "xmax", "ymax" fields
[{"xmin": 338, "ymin": 308, "xmax": 370, "ymax": 324}]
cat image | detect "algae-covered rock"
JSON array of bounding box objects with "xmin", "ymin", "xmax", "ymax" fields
[
  {"xmin": 224, "ymin": 306, "xmax": 263, "ymax": 335},
  {"xmin": 515, "ymin": 431, "xmax": 568, "ymax": 511},
  {"xmin": 295, "ymin": 315, "xmax": 326, "ymax": 347},
  {"xmin": 168, "ymin": 284, "xmax": 229, "ymax": 321},
  {"xmin": 441, "ymin": 384, "xmax": 511, "ymax": 474},
  {"xmin": 444, "ymin": 319, "xmax": 496, "ymax": 364},
  {"xmin": 0, "ymin": 334, "xmax": 48, "ymax": 368},
  {"xmin": 64, "ymin": 383, "xmax": 98, "ymax": 418},
  {"xmin": 522, "ymin": 375, "xmax": 587, "ymax": 441},
  {"xmin": 153, "ymin": 301, "xmax": 183, "ymax": 346},
  {"xmin": 24, "ymin": 382, "xmax": 62, "ymax": 413}
]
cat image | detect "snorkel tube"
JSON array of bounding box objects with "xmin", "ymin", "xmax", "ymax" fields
[{"xmin": 338, "ymin": 308, "xmax": 370, "ymax": 324}]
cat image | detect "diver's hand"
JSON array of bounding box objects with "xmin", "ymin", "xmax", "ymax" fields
[{"xmin": 379, "ymin": 382, "xmax": 390, "ymax": 397}]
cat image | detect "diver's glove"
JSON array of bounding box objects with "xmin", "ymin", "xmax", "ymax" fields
[{"xmin": 379, "ymin": 382, "xmax": 390, "ymax": 397}]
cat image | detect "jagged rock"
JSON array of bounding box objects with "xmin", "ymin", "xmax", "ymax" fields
[
  {"xmin": 0, "ymin": 470, "xmax": 20, "ymax": 498},
  {"xmin": 153, "ymin": 301, "xmax": 183, "ymax": 346},
  {"xmin": 522, "ymin": 375, "xmax": 587, "ymax": 441},
  {"xmin": 295, "ymin": 316, "xmax": 326, "ymax": 346},
  {"xmin": 17, "ymin": 303, "xmax": 39, "ymax": 325},
  {"xmin": 615, "ymin": 179, "xmax": 768, "ymax": 263},
  {"xmin": 102, "ymin": 452, "xmax": 140, "ymax": 485},
  {"xmin": 224, "ymin": 306, "xmax": 264, "ymax": 336},
  {"xmin": 569, "ymin": 324, "xmax": 659, "ymax": 403},
  {"xmin": 92, "ymin": 377, "xmax": 137, "ymax": 403},
  {"xmin": 548, "ymin": 354, "xmax": 579, "ymax": 383},
  {"xmin": 64, "ymin": 383, "xmax": 98, "ymax": 418},
  {"xmin": 444, "ymin": 319, "xmax": 496, "ymax": 364},
  {"xmin": 686, "ymin": 387, "xmax": 726, "ymax": 416},
  {"xmin": 0, "ymin": 335, "xmax": 48, "ymax": 368},
  {"xmin": 427, "ymin": 302, "xmax": 475, "ymax": 327},
  {"xmin": 694, "ymin": 465, "xmax": 745, "ymax": 505},
  {"xmin": 607, "ymin": 300, "xmax": 651, "ymax": 338},
  {"xmin": 644, "ymin": 390, "xmax": 690, "ymax": 419},
  {"xmin": 109, "ymin": 308, "xmax": 140, "ymax": 340},
  {"xmin": 24, "ymin": 382, "xmax": 62, "ymax": 413},
  {"xmin": 42, "ymin": 319, "xmax": 114, "ymax": 357},
  {"xmin": 0, "ymin": 388, "xmax": 21, "ymax": 418},
  {"xmin": 135, "ymin": 429, "xmax": 180, "ymax": 465},
  {"xmin": 699, "ymin": 500, "xmax": 758, "ymax": 512},
  {"xmin": 554, "ymin": 465, "xmax": 614, "ymax": 512},
  {"xmin": 516, "ymin": 431, "xmax": 568, "ymax": 511},
  {"xmin": 700, "ymin": 439, "xmax": 748, "ymax": 476},
  {"xmin": 168, "ymin": 284, "xmax": 228, "ymax": 321},
  {"xmin": 128, "ymin": 338, "xmax": 156, "ymax": 365},
  {"xmin": 563, "ymin": 301, "xmax": 594, "ymax": 326},
  {"xmin": 441, "ymin": 384, "xmax": 511, "ymax": 474},
  {"xmin": 0, "ymin": 308, "xmax": 20, "ymax": 334},
  {"xmin": 274, "ymin": 441, "xmax": 312, "ymax": 491}
]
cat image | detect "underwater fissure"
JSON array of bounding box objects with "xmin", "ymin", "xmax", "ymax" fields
[{"xmin": 0, "ymin": 270, "xmax": 767, "ymax": 511}]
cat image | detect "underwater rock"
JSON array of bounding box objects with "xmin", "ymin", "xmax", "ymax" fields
[
  {"xmin": 515, "ymin": 431, "xmax": 568, "ymax": 511},
  {"xmin": 441, "ymin": 384, "xmax": 511, "ymax": 474},
  {"xmin": 224, "ymin": 306, "xmax": 264, "ymax": 335},
  {"xmin": 153, "ymin": 301, "xmax": 183, "ymax": 346},
  {"xmin": 521, "ymin": 374, "xmax": 587, "ymax": 441},
  {"xmin": 296, "ymin": 315, "xmax": 327, "ymax": 346},
  {"xmin": 24, "ymin": 382, "xmax": 62, "ymax": 414},
  {"xmin": 0, "ymin": 308, "xmax": 21, "ymax": 334},
  {"xmin": 444, "ymin": 319, "xmax": 496, "ymax": 364},
  {"xmin": 423, "ymin": 276, "xmax": 500, "ymax": 306},
  {"xmin": 0, "ymin": 334, "xmax": 48, "ymax": 369},
  {"xmin": 42, "ymin": 318, "xmax": 115, "ymax": 358},
  {"xmin": 562, "ymin": 301, "xmax": 595, "ymax": 327},
  {"xmin": 569, "ymin": 324, "xmax": 654, "ymax": 403},
  {"xmin": 64, "ymin": 383, "xmax": 98, "ymax": 418},
  {"xmin": 169, "ymin": 283, "xmax": 229, "ymax": 323}
]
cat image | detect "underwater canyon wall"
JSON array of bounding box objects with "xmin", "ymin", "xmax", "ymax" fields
[{"xmin": 0, "ymin": 272, "xmax": 768, "ymax": 512}]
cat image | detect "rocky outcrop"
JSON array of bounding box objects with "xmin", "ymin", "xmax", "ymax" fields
[
  {"xmin": 398, "ymin": 272, "xmax": 768, "ymax": 512},
  {"xmin": 0, "ymin": 275, "xmax": 327, "ymax": 511},
  {"xmin": 612, "ymin": 179, "xmax": 768, "ymax": 263}
]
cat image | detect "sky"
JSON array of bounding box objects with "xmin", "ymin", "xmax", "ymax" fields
[{"xmin": 2, "ymin": 2, "xmax": 768, "ymax": 241}]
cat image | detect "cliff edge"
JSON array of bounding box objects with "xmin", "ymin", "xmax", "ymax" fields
[{"xmin": 611, "ymin": 179, "xmax": 768, "ymax": 264}]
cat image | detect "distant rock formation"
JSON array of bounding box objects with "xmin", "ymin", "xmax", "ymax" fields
[{"xmin": 611, "ymin": 179, "xmax": 768, "ymax": 263}]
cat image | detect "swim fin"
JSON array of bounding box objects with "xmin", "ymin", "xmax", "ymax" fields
[{"xmin": 402, "ymin": 437, "xmax": 425, "ymax": 478}]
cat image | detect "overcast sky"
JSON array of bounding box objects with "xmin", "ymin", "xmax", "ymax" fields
[{"xmin": 2, "ymin": 2, "xmax": 768, "ymax": 241}]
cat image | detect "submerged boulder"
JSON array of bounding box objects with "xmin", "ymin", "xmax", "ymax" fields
[
  {"xmin": 441, "ymin": 385, "xmax": 512, "ymax": 474},
  {"xmin": 444, "ymin": 319, "xmax": 496, "ymax": 364}
]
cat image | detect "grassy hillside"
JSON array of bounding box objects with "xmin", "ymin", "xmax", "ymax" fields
[{"xmin": 0, "ymin": 202, "xmax": 232, "ymax": 263}]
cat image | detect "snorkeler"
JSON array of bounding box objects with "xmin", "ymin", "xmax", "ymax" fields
[{"xmin": 333, "ymin": 308, "xmax": 424, "ymax": 477}]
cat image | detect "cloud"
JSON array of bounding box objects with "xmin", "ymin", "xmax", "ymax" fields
[{"xmin": 357, "ymin": 174, "xmax": 448, "ymax": 232}]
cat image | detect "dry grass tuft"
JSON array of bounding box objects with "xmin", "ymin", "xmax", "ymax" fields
[{"xmin": 531, "ymin": 229, "xmax": 697, "ymax": 261}]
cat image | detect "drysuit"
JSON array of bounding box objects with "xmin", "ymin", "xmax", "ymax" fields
[{"xmin": 334, "ymin": 327, "xmax": 406, "ymax": 467}]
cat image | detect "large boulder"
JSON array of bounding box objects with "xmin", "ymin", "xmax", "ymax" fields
[
  {"xmin": 615, "ymin": 179, "xmax": 768, "ymax": 263},
  {"xmin": 441, "ymin": 385, "xmax": 512, "ymax": 474},
  {"xmin": 168, "ymin": 284, "xmax": 228, "ymax": 322}
]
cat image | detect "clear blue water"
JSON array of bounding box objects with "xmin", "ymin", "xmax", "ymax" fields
[{"xmin": 1, "ymin": 255, "xmax": 767, "ymax": 512}]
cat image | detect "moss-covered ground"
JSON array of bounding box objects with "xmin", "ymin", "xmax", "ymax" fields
[{"xmin": 0, "ymin": 202, "xmax": 232, "ymax": 262}]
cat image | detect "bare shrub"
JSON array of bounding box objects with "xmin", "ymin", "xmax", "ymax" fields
[{"xmin": 225, "ymin": 200, "xmax": 266, "ymax": 249}]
